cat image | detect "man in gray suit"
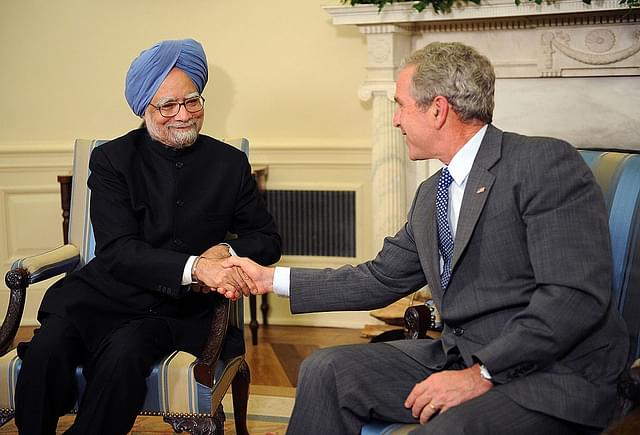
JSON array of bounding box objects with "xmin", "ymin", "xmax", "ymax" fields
[{"xmin": 223, "ymin": 42, "xmax": 629, "ymax": 434}]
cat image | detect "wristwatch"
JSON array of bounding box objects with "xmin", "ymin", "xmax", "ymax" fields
[
  {"xmin": 479, "ymin": 364, "xmax": 493, "ymax": 382},
  {"xmin": 191, "ymin": 256, "xmax": 202, "ymax": 284}
]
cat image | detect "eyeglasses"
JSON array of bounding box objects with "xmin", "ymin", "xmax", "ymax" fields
[{"xmin": 149, "ymin": 96, "xmax": 205, "ymax": 118}]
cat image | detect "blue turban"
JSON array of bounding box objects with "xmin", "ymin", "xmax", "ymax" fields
[{"xmin": 125, "ymin": 38, "xmax": 208, "ymax": 117}]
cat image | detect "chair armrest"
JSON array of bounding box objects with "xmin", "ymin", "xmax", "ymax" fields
[
  {"xmin": 607, "ymin": 361, "xmax": 640, "ymax": 432},
  {"xmin": 10, "ymin": 244, "xmax": 80, "ymax": 285},
  {"xmin": 404, "ymin": 300, "xmax": 444, "ymax": 339},
  {"xmin": 1, "ymin": 245, "xmax": 80, "ymax": 354},
  {"xmin": 193, "ymin": 297, "xmax": 230, "ymax": 388}
]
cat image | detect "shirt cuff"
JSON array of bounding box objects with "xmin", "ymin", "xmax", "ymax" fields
[
  {"xmin": 273, "ymin": 266, "xmax": 291, "ymax": 297},
  {"xmin": 219, "ymin": 242, "xmax": 238, "ymax": 257},
  {"xmin": 182, "ymin": 255, "xmax": 198, "ymax": 285}
]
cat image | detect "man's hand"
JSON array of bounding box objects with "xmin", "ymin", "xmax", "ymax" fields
[
  {"xmin": 200, "ymin": 244, "xmax": 232, "ymax": 259},
  {"xmin": 404, "ymin": 364, "xmax": 493, "ymax": 424},
  {"xmin": 193, "ymin": 256, "xmax": 256, "ymax": 300},
  {"xmin": 221, "ymin": 257, "xmax": 275, "ymax": 297}
]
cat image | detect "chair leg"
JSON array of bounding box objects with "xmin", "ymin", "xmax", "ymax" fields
[
  {"xmin": 232, "ymin": 360, "xmax": 251, "ymax": 435},
  {"xmin": 163, "ymin": 406, "xmax": 225, "ymax": 435}
]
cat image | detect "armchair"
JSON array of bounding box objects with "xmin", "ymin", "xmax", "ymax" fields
[
  {"xmin": 364, "ymin": 148, "xmax": 640, "ymax": 435},
  {"xmin": 0, "ymin": 138, "xmax": 252, "ymax": 435}
]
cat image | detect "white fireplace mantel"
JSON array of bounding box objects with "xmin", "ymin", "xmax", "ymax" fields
[
  {"xmin": 325, "ymin": 0, "xmax": 634, "ymax": 25},
  {"xmin": 324, "ymin": 2, "xmax": 640, "ymax": 251}
]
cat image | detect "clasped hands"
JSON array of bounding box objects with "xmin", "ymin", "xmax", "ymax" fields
[{"xmin": 191, "ymin": 249, "xmax": 273, "ymax": 301}]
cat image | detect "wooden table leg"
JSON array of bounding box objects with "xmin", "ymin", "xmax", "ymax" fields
[
  {"xmin": 260, "ymin": 295, "xmax": 269, "ymax": 327},
  {"xmin": 249, "ymin": 295, "xmax": 258, "ymax": 345},
  {"xmin": 248, "ymin": 165, "xmax": 269, "ymax": 345},
  {"xmin": 57, "ymin": 175, "xmax": 72, "ymax": 244}
]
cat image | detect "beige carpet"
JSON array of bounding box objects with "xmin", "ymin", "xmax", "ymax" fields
[{"xmin": 0, "ymin": 386, "xmax": 294, "ymax": 434}]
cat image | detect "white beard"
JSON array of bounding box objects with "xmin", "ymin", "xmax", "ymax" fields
[
  {"xmin": 166, "ymin": 122, "xmax": 199, "ymax": 148},
  {"xmin": 145, "ymin": 118, "xmax": 199, "ymax": 149}
]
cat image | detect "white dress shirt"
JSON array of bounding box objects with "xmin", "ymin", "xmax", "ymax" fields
[{"xmin": 273, "ymin": 125, "xmax": 488, "ymax": 297}]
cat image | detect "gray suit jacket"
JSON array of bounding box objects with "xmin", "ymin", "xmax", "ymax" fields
[{"xmin": 289, "ymin": 125, "xmax": 629, "ymax": 428}]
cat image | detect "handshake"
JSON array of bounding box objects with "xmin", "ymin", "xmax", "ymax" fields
[{"xmin": 190, "ymin": 244, "xmax": 274, "ymax": 301}]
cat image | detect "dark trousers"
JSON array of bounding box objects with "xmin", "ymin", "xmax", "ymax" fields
[
  {"xmin": 286, "ymin": 342, "xmax": 600, "ymax": 435},
  {"xmin": 15, "ymin": 314, "xmax": 174, "ymax": 435}
]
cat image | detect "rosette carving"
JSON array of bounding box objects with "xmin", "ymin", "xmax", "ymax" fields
[{"xmin": 542, "ymin": 29, "xmax": 640, "ymax": 66}]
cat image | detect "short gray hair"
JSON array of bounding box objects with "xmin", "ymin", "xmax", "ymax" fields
[{"xmin": 402, "ymin": 42, "xmax": 495, "ymax": 124}]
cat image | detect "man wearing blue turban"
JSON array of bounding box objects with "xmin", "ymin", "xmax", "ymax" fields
[
  {"xmin": 125, "ymin": 38, "xmax": 209, "ymax": 118},
  {"xmin": 14, "ymin": 39, "xmax": 281, "ymax": 435}
]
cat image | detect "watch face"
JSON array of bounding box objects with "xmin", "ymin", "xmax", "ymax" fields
[{"xmin": 479, "ymin": 364, "xmax": 492, "ymax": 381}]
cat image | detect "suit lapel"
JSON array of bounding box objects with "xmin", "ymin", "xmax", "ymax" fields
[
  {"xmin": 451, "ymin": 125, "xmax": 502, "ymax": 270},
  {"xmin": 421, "ymin": 176, "xmax": 442, "ymax": 291}
]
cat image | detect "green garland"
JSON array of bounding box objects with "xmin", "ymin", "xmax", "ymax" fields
[{"xmin": 343, "ymin": 0, "xmax": 639, "ymax": 15}]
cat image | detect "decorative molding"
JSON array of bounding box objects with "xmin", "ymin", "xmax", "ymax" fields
[
  {"xmin": 324, "ymin": 1, "xmax": 636, "ymax": 25},
  {"xmin": 414, "ymin": 12, "xmax": 639, "ymax": 33},
  {"xmin": 545, "ymin": 28, "xmax": 640, "ymax": 65},
  {"xmin": 248, "ymin": 143, "xmax": 371, "ymax": 168},
  {"xmin": 0, "ymin": 141, "xmax": 71, "ymax": 153},
  {"xmin": 539, "ymin": 26, "xmax": 640, "ymax": 76},
  {"xmin": 358, "ymin": 23, "xmax": 413, "ymax": 34},
  {"xmin": 248, "ymin": 140, "xmax": 370, "ymax": 150},
  {"xmin": 357, "ymin": 83, "xmax": 396, "ymax": 103},
  {"xmin": 0, "ymin": 142, "xmax": 72, "ymax": 171}
]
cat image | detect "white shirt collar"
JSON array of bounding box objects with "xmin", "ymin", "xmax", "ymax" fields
[{"xmin": 446, "ymin": 124, "xmax": 488, "ymax": 187}]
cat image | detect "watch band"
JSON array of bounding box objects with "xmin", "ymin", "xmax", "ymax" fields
[{"xmin": 191, "ymin": 255, "xmax": 202, "ymax": 284}]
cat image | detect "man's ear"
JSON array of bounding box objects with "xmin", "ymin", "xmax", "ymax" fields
[{"xmin": 432, "ymin": 96, "xmax": 449, "ymax": 128}]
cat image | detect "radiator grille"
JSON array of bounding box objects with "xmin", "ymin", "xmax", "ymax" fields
[{"xmin": 266, "ymin": 190, "xmax": 356, "ymax": 257}]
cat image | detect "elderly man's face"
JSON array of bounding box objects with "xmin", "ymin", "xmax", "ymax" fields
[{"xmin": 144, "ymin": 68, "xmax": 204, "ymax": 148}]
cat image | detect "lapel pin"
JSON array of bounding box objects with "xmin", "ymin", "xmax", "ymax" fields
[{"xmin": 476, "ymin": 186, "xmax": 486, "ymax": 194}]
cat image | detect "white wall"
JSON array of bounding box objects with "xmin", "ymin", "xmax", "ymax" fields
[{"xmin": 0, "ymin": 1, "xmax": 372, "ymax": 143}]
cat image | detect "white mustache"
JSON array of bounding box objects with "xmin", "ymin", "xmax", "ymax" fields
[{"xmin": 167, "ymin": 120, "xmax": 197, "ymax": 128}]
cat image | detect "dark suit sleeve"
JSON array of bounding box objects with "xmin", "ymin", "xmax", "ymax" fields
[
  {"xmin": 88, "ymin": 146, "xmax": 189, "ymax": 295},
  {"xmin": 473, "ymin": 141, "xmax": 614, "ymax": 382},
  {"xmin": 225, "ymin": 156, "xmax": 281, "ymax": 266}
]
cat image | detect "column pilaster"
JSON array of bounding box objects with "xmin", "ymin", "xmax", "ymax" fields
[{"xmin": 358, "ymin": 24, "xmax": 413, "ymax": 252}]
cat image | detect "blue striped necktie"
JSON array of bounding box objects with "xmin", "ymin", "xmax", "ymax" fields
[{"xmin": 436, "ymin": 167, "xmax": 454, "ymax": 289}]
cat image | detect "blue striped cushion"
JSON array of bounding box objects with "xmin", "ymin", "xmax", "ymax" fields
[
  {"xmin": 578, "ymin": 149, "xmax": 640, "ymax": 360},
  {"xmin": 0, "ymin": 350, "xmax": 21, "ymax": 410},
  {"xmin": 0, "ymin": 348, "xmax": 243, "ymax": 416},
  {"xmin": 361, "ymin": 421, "xmax": 419, "ymax": 435},
  {"xmin": 68, "ymin": 139, "xmax": 108, "ymax": 266}
]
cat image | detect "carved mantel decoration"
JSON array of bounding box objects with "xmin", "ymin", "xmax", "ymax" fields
[{"xmin": 325, "ymin": 1, "xmax": 640, "ymax": 250}]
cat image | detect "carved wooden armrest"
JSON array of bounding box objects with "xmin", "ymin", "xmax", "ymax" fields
[
  {"xmin": 404, "ymin": 301, "xmax": 444, "ymax": 339},
  {"xmin": 607, "ymin": 361, "xmax": 640, "ymax": 431},
  {"xmin": 193, "ymin": 297, "xmax": 230, "ymax": 387},
  {"xmin": 1, "ymin": 245, "xmax": 80, "ymax": 354}
]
